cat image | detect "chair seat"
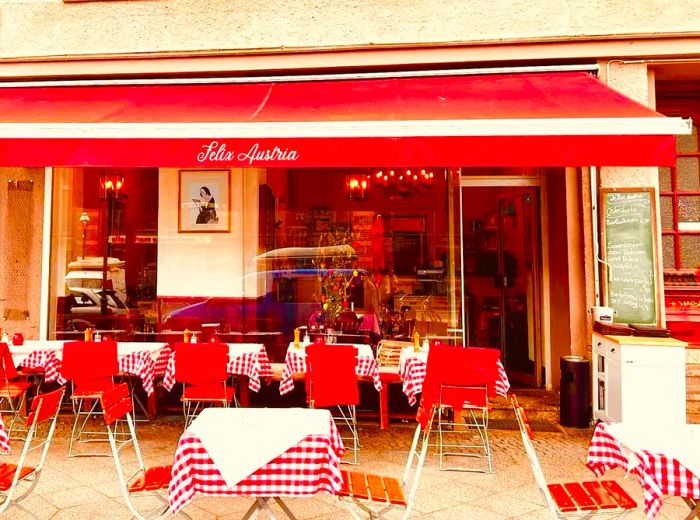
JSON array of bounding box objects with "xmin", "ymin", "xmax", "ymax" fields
[
  {"xmin": 0, "ymin": 380, "xmax": 32, "ymax": 398},
  {"xmin": 0, "ymin": 463, "xmax": 35, "ymax": 491},
  {"xmin": 72, "ymin": 381, "xmax": 117, "ymax": 400},
  {"xmin": 547, "ymin": 480, "xmax": 636, "ymax": 513},
  {"xmin": 339, "ymin": 469, "xmax": 407, "ymax": 506},
  {"xmin": 378, "ymin": 369, "xmax": 401, "ymax": 383},
  {"xmin": 128, "ymin": 465, "xmax": 173, "ymax": 492},
  {"xmin": 182, "ymin": 384, "xmax": 235, "ymax": 403}
]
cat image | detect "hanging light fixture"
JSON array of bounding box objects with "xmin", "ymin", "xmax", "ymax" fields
[{"xmin": 374, "ymin": 168, "xmax": 435, "ymax": 197}]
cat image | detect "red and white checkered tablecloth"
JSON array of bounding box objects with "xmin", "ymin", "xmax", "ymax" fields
[
  {"xmin": 398, "ymin": 353, "xmax": 510, "ymax": 406},
  {"xmin": 587, "ymin": 422, "xmax": 700, "ymax": 519},
  {"xmin": 279, "ymin": 346, "xmax": 382, "ymax": 395},
  {"xmin": 153, "ymin": 345, "xmax": 172, "ymax": 378},
  {"xmin": 167, "ymin": 416, "xmax": 345, "ymax": 515},
  {"xmin": 162, "ymin": 345, "xmax": 273, "ymax": 392},
  {"xmin": 19, "ymin": 347, "xmax": 162, "ymax": 396},
  {"xmin": 19, "ymin": 349, "xmax": 65, "ymax": 385},
  {"xmin": 118, "ymin": 351, "xmax": 157, "ymax": 396},
  {"xmin": 0, "ymin": 416, "xmax": 9, "ymax": 454}
]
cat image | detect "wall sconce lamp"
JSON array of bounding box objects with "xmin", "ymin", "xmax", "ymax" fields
[
  {"xmin": 346, "ymin": 175, "xmax": 370, "ymax": 200},
  {"xmin": 100, "ymin": 174, "xmax": 125, "ymax": 199}
]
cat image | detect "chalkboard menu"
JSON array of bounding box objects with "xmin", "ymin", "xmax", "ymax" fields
[{"xmin": 600, "ymin": 189, "xmax": 659, "ymax": 324}]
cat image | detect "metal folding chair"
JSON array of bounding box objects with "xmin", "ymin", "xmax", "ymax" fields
[
  {"xmin": 0, "ymin": 342, "xmax": 32, "ymax": 439},
  {"xmin": 339, "ymin": 403, "xmax": 434, "ymax": 520},
  {"xmin": 306, "ymin": 343, "xmax": 360, "ymax": 464},
  {"xmin": 512, "ymin": 394, "xmax": 637, "ymax": 519},
  {"xmin": 101, "ymin": 383, "xmax": 191, "ymax": 520},
  {"xmin": 61, "ymin": 340, "xmax": 120, "ymax": 457},
  {"xmin": 173, "ymin": 342, "xmax": 235, "ymax": 429},
  {"xmin": 0, "ymin": 387, "xmax": 65, "ymax": 516},
  {"xmin": 420, "ymin": 345, "xmax": 501, "ymax": 472}
]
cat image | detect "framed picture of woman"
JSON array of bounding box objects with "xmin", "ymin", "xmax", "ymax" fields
[{"xmin": 178, "ymin": 170, "xmax": 231, "ymax": 233}]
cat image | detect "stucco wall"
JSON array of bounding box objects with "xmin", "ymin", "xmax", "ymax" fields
[{"xmin": 2, "ymin": 1, "xmax": 700, "ymax": 59}]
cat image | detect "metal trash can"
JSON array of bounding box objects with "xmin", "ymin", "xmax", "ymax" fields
[{"xmin": 560, "ymin": 356, "xmax": 591, "ymax": 428}]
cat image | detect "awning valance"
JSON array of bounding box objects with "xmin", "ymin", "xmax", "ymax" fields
[{"xmin": 0, "ymin": 71, "xmax": 690, "ymax": 167}]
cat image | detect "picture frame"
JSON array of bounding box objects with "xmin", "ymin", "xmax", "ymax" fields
[{"xmin": 178, "ymin": 170, "xmax": 231, "ymax": 233}]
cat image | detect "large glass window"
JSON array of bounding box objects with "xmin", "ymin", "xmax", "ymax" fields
[{"xmin": 48, "ymin": 167, "xmax": 462, "ymax": 358}]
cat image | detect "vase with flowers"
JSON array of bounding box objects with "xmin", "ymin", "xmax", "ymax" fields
[{"xmin": 314, "ymin": 228, "xmax": 359, "ymax": 330}]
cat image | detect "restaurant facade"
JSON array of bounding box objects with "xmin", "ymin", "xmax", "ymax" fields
[{"xmin": 0, "ymin": 1, "xmax": 698, "ymax": 414}]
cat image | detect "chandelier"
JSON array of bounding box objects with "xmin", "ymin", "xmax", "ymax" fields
[{"xmin": 374, "ymin": 168, "xmax": 435, "ymax": 197}]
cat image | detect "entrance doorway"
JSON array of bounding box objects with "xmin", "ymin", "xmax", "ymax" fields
[{"xmin": 460, "ymin": 183, "xmax": 543, "ymax": 387}]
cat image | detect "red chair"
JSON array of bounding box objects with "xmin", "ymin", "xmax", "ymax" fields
[
  {"xmin": 420, "ymin": 345, "xmax": 502, "ymax": 472},
  {"xmin": 61, "ymin": 340, "xmax": 120, "ymax": 457},
  {"xmin": 173, "ymin": 342, "xmax": 235, "ymax": 428},
  {"xmin": 0, "ymin": 342, "xmax": 32, "ymax": 438},
  {"xmin": 101, "ymin": 383, "xmax": 191, "ymax": 520},
  {"xmin": 306, "ymin": 343, "xmax": 360, "ymax": 464},
  {"xmin": 0, "ymin": 387, "xmax": 65, "ymax": 515}
]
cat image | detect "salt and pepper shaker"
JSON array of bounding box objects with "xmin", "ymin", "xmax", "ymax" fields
[{"xmin": 0, "ymin": 329, "xmax": 9, "ymax": 345}]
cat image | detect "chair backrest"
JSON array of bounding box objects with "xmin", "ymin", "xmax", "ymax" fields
[
  {"xmin": 0, "ymin": 342, "xmax": 19, "ymax": 381},
  {"xmin": 510, "ymin": 394, "xmax": 560, "ymax": 517},
  {"xmin": 26, "ymin": 386, "xmax": 65, "ymax": 428},
  {"xmin": 101, "ymin": 383, "xmax": 134, "ymax": 426},
  {"xmin": 174, "ymin": 342, "xmax": 229, "ymax": 384},
  {"xmin": 376, "ymin": 340, "xmax": 410, "ymax": 368},
  {"xmin": 420, "ymin": 345, "xmax": 501, "ymax": 412},
  {"xmin": 61, "ymin": 340, "xmax": 119, "ymax": 387},
  {"xmin": 306, "ymin": 343, "xmax": 359, "ymax": 408}
]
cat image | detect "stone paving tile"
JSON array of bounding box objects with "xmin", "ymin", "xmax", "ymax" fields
[{"xmin": 1, "ymin": 411, "xmax": 693, "ymax": 519}]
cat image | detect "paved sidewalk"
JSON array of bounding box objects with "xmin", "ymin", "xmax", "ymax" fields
[{"xmin": 0, "ymin": 412, "xmax": 692, "ymax": 519}]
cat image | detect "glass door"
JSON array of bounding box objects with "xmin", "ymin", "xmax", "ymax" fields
[
  {"xmin": 498, "ymin": 189, "xmax": 541, "ymax": 386},
  {"xmin": 460, "ymin": 185, "xmax": 542, "ymax": 387}
]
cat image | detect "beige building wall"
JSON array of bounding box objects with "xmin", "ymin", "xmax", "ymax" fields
[{"xmin": 2, "ymin": 1, "xmax": 700, "ymax": 59}]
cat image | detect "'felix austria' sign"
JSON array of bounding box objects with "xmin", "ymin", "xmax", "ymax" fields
[{"xmin": 197, "ymin": 141, "xmax": 300, "ymax": 166}]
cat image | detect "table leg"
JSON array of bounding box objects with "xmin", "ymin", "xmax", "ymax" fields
[
  {"xmin": 238, "ymin": 377, "xmax": 251, "ymax": 407},
  {"xmin": 379, "ymin": 385, "xmax": 389, "ymax": 430},
  {"xmin": 242, "ymin": 497, "xmax": 297, "ymax": 520},
  {"xmin": 147, "ymin": 392, "xmax": 157, "ymax": 420},
  {"xmin": 683, "ymin": 497, "xmax": 700, "ymax": 520}
]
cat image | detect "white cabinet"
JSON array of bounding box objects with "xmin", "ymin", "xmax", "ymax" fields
[{"xmin": 592, "ymin": 333, "xmax": 687, "ymax": 425}]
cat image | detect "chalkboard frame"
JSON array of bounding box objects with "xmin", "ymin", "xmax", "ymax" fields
[{"xmin": 599, "ymin": 187, "xmax": 661, "ymax": 325}]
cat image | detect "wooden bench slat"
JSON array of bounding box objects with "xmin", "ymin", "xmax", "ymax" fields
[
  {"xmin": 563, "ymin": 482, "xmax": 598, "ymax": 511},
  {"xmin": 582, "ymin": 481, "xmax": 618, "ymax": 509},
  {"xmin": 339, "ymin": 470, "xmax": 351, "ymax": 496},
  {"xmin": 366, "ymin": 473, "xmax": 388, "ymax": 502},
  {"xmin": 382, "ymin": 476, "xmax": 407, "ymax": 505},
  {"xmin": 548, "ymin": 483, "xmax": 578, "ymax": 512},
  {"xmin": 349, "ymin": 471, "xmax": 370, "ymax": 500},
  {"xmin": 601, "ymin": 480, "xmax": 637, "ymax": 509}
]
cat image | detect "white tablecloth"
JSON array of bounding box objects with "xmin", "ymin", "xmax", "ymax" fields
[{"xmin": 186, "ymin": 407, "xmax": 332, "ymax": 488}]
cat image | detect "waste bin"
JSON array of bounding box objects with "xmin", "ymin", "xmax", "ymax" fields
[{"xmin": 560, "ymin": 355, "xmax": 591, "ymax": 428}]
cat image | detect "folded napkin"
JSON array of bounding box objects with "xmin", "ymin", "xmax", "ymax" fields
[
  {"xmin": 607, "ymin": 422, "xmax": 700, "ymax": 478},
  {"xmin": 187, "ymin": 407, "xmax": 331, "ymax": 488}
]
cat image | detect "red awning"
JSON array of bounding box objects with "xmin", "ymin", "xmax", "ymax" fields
[{"xmin": 0, "ymin": 71, "xmax": 690, "ymax": 167}]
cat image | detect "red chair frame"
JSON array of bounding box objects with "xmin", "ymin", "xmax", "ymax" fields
[
  {"xmin": 0, "ymin": 387, "xmax": 65, "ymax": 516},
  {"xmin": 61, "ymin": 340, "xmax": 120, "ymax": 457},
  {"xmin": 306, "ymin": 343, "xmax": 360, "ymax": 464},
  {"xmin": 173, "ymin": 342, "xmax": 235, "ymax": 428}
]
